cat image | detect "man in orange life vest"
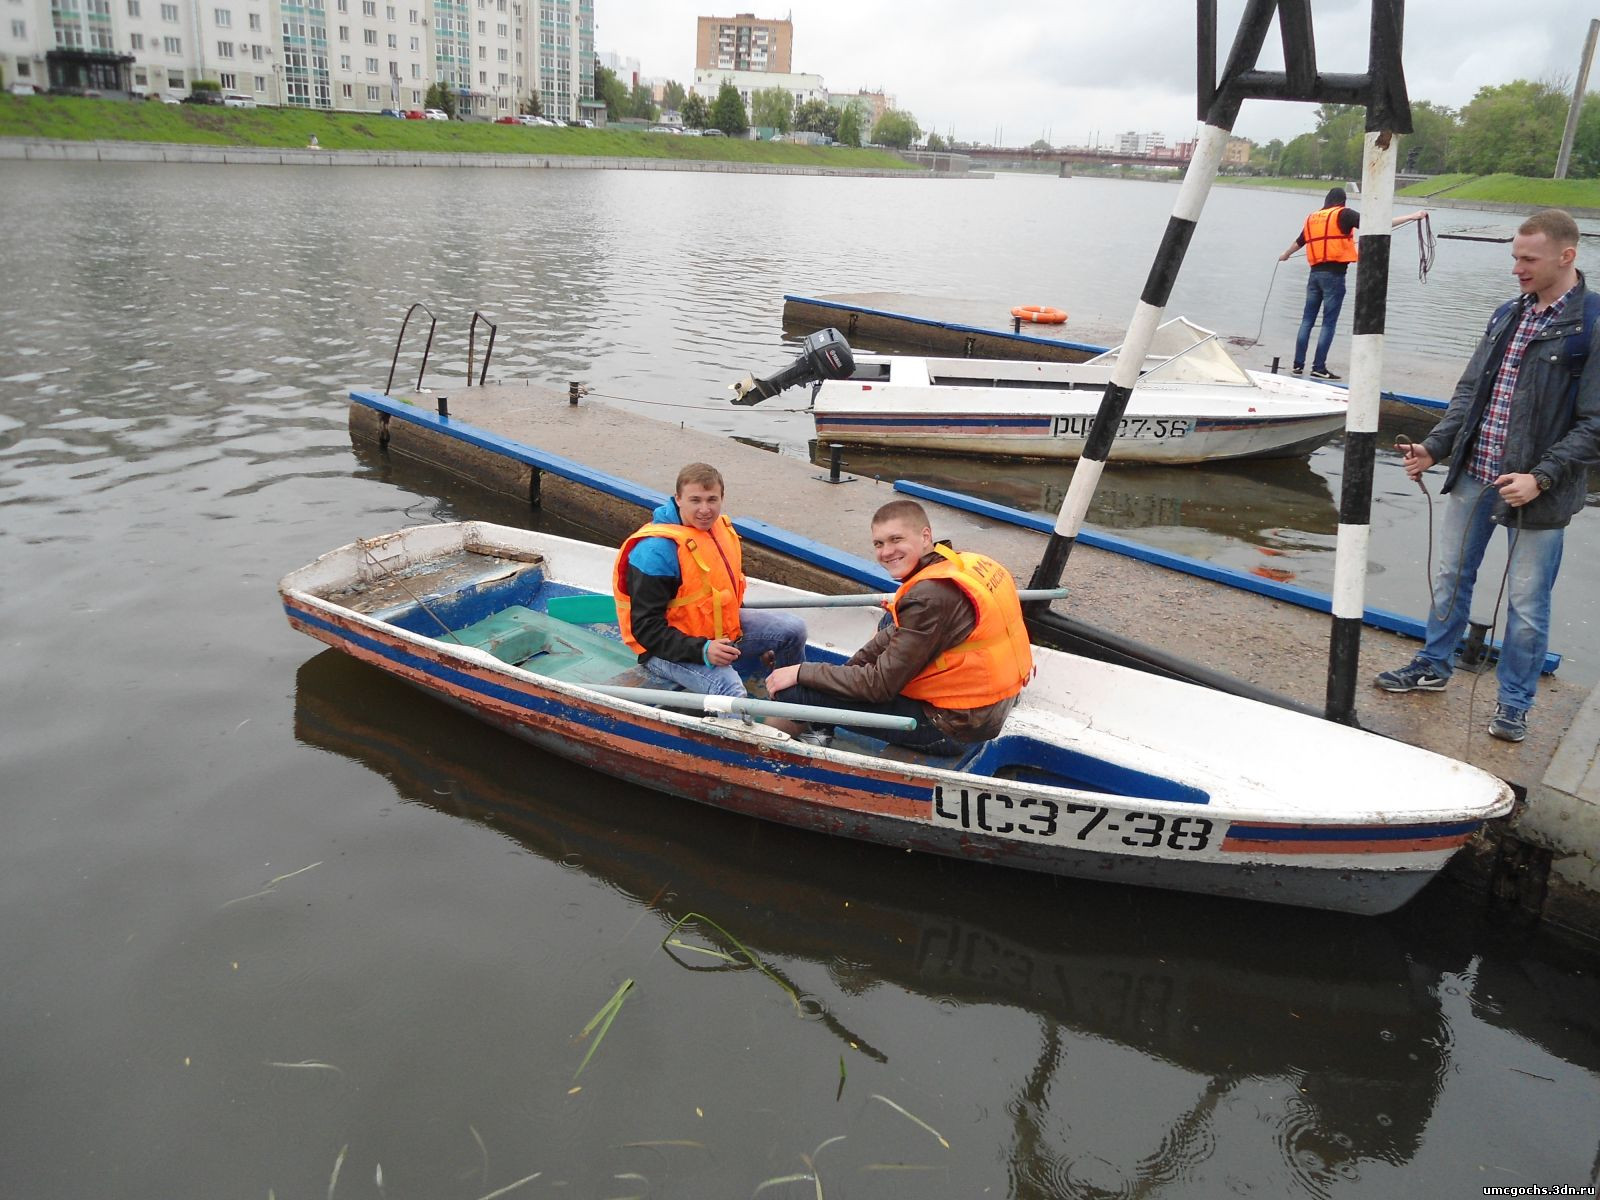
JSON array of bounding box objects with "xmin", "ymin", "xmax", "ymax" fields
[
  {"xmin": 765, "ymin": 500, "xmax": 1032, "ymax": 754},
  {"xmin": 613, "ymin": 462, "xmax": 807, "ymax": 697},
  {"xmin": 1279, "ymin": 187, "xmax": 1426, "ymax": 380}
]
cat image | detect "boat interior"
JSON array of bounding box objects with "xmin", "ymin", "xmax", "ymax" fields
[{"xmin": 313, "ymin": 545, "xmax": 1211, "ymax": 807}]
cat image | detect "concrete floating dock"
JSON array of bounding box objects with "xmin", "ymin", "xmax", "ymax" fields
[{"xmin": 349, "ymin": 381, "xmax": 1599, "ymax": 940}]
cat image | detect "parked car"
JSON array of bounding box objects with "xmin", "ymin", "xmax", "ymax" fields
[
  {"xmin": 424, "ymin": 108, "xmax": 449, "ymax": 120},
  {"xmin": 222, "ymin": 93, "xmax": 256, "ymax": 108},
  {"xmin": 379, "ymin": 107, "xmax": 406, "ymax": 118},
  {"xmin": 404, "ymin": 109, "xmax": 425, "ymax": 119},
  {"xmin": 702, "ymin": 127, "xmax": 724, "ymax": 137},
  {"xmin": 679, "ymin": 128, "xmax": 702, "ymax": 136},
  {"xmin": 181, "ymin": 90, "xmax": 223, "ymax": 105},
  {"xmin": 7, "ymin": 81, "xmax": 41, "ymax": 96},
  {"xmin": 493, "ymin": 114, "xmax": 517, "ymax": 124}
]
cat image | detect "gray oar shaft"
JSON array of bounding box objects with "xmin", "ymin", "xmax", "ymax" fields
[
  {"xmin": 587, "ymin": 685, "xmax": 917, "ymax": 732},
  {"xmin": 743, "ymin": 586, "xmax": 1069, "ymax": 609}
]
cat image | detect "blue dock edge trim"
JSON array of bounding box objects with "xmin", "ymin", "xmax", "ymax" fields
[
  {"xmin": 351, "ymin": 390, "xmax": 896, "ymax": 591},
  {"xmin": 781, "ymin": 294, "xmax": 1447, "ymax": 413},
  {"xmin": 893, "ymin": 478, "xmax": 1560, "ymax": 674}
]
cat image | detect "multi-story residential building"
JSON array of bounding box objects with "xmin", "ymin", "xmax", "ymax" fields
[
  {"xmin": 827, "ymin": 87, "xmax": 888, "ymax": 130},
  {"xmin": 2, "ymin": 0, "xmax": 582, "ymax": 118},
  {"xmin": 531, "ymin": 0, "xmax": 591, "ymax": 121},
  {"xmin": 694, "ymin": 12, "xmax": 789, "ymax": 74}
]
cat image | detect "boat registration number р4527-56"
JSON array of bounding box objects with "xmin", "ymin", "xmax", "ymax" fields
[
  {"xmin": 1051, "ymin": 415, "xmax": 1195, "ymax": 441},
  {"xmin": 933, "ymin": 785, "xmax": 1216, "ymax": 852}
]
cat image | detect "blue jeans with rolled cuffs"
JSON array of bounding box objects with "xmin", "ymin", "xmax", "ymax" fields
[
  {"xmin": 1418, "ymin": 484, "xmax": 1564, "ymax": 712},
  {"xmin": 642, "ymin": 609, "xmax": 807, "ymax": 698},
  {"xmin": 1294, "ymin": 269, "xmax": 1346, "ymax": 372}
]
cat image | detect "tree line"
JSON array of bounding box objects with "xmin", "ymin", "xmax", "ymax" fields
[
  {"xmin": 1263, "ymin": 82, "xmax": 1600, "ymax": 179},
  {"xmin": 589, "ymin": 66, "xmax": 922, "ymax": 148}
]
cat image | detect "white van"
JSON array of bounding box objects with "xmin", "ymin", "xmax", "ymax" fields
[{"xmin": 222, "ymin": 94, "xmax": 256, "ymax": 108}]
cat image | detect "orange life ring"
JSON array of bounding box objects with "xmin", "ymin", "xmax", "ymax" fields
[{"xmin": 1011, "ymin": 304, "xmax": 1068, "ymax": 324}]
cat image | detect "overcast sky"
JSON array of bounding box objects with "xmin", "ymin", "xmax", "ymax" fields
[{"xmin": 594, "ymin": 1, "xmax": 1597, "ymax": 146}]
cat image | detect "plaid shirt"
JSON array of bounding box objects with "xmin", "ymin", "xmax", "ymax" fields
[{"xmin": 1467, "ymin": 284, "xmax": 1578, "ymax": 483}]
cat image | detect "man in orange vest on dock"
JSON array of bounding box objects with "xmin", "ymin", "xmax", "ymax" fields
[
  {"xmin": 765, "ymin": 500, "xmax": 1033, "ymax": 754},
  {"xmin": 613, "ymin": 462, "xmax": 807, "ymax": 697},
  {"xmin": 1280, "ymin": 186, "xmax": 1426, "ymax": 380}
]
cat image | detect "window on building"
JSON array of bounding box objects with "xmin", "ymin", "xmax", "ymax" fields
[
  {"xmin": 126, "ymin": 0, "xmax": 139, "ymax": 14},
  {"xmin": 477, "ymin": 69, "xmax": 484, "ymax": 82},
  {"xmin": 339, "ymin": 81, "xmax": 351, "ymax": 95},
  {"xmin": 219, "ymin": 71, "xmax": 235, "ymax": 86},
  {"xmin": 337, "ymin": 24, "xmax": 347, "ymax": 38},
  {"xmin": 360, "ymin": 0, "xmax": 373, "ymax": 13},
  {"xmin": 338, "ymin": 52, "xmax": 349, "ymax": 67},
  {"xmin": 169, "ymin": 69, "xmax": 183, "ymax": 85},
  {"xmin": 366, "ymin": 83, "xmax": 379, "ymax": 98},
  {"xmin": 364, "ymin": 55, "xmax": 376, "ymax": 70},
  {"xmin": 363, "ymin": 27, "xmax": 375, "ymax": 43},
  {"xmin": 217, "ymin": 40, "xmax": 233, "ymax": 56},
  {"xmin": 475, "ymin": 18, "xmax": 483, "ymax": 31},
  {"xmin": 163, "ymin": 34, "xmax": 181, "ymax": 51},
  {"xmin": 409, "ymin": 62, "xmax": 418, "ymax": 77},
  {"xmin": 477, "ymin": 43, "xmax": 484, "ymax": 57},
  {"xmin": 11, "ymin": 17, "xmax": 24, "ymax": 35},
  {"xmin": 130, "ymin": 32, "xmax": 144, "ymax": 48},
  {"xmin": 250, "ymin": 43, "xmax": 263, "ymax": 59},
  {"xmin": 495, "ymin": 21, "xmax": 504, "ymax": 34},
  {"xmin": 497, "ymin": 70, "xmax": 506, "ymax": 84},
  {"xmin": 384, "ymin": 3, "xmax": 392, "ymax": 17},
  {"xmin": 248, "ymin": 11, "xmax": 259, "ymax": 28},
  {"xmin": 407, "ymin": 35, "xmax": 416, "ymax": 49},
  {"xmin": 214, "ymin": 7, "xmax": 230, "ymax": 24},
  {"xmin": 253, "ymin": 74, "xmax": 265, "ymax": 89},
  {"xmin": 496, "ymin": 47, "xmax": 505, "ymax": 61},
  {"xmin": 160, "ymin": 2, "xmax": 177, "ymax": 18},
  {"xmin": 336, "ymin": 0, "xmax": 346, "ymax": 9},
  {"xmin": 385, "ymin": 31, "xmax": 394, "ymax": 46},
  {"xmin": 407, "ymin": 7, "xmax": 415, "ymax": 19}
]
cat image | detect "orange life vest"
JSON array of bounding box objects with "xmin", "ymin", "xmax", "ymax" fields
[
  {"xmin": 1302, "ymin": 205, "xmax": 1358, "ymax": 267},
  {"xmin": 887, "ymin": 546, "xmax": 1033, "ymax": 710},
  {"xmin": 613, "ymin": 517, "xmax": 745, "ymax": 655}
]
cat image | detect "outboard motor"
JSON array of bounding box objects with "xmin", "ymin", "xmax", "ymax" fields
[{"xmin": 729, "ymin": 327, "xmax": 855, "ymax": 405}]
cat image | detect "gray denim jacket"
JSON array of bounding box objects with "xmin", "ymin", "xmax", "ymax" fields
[{"xmin": 1421, "ymin": 271, "xmax": 1600, "ymax": 530}]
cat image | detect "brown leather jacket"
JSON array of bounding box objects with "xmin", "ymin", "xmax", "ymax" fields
[{"xmin": 795, "ymin": 549, "xmax": 1019, "ymax": 742}]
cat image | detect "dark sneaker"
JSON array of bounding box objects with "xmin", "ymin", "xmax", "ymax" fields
[
  {"xmin": 1291, "ymin": 365, "xmax": 1304, "ymax": 375},
  {"xmin": 1310, "ymin": 367, "xmax": 1341, "ymax": 380},
  {"xmin": 797, "ymin": 726, "xmax": 834, "ymax": 747},
  {"xmin": 1488, "ymin": 704, "xmax": 1528, "ymax": 743},
  {"xmin": 1375, "ymin": 658, "xmax": 1448, "ymax": 693}
]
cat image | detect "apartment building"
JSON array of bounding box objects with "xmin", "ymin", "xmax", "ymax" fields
[
  {"xmin": 694, "ymin": 12, "xmax": 789, "ymax": 74},
  {"xmin": 691, "ymin": 66, "xmax": 820, "ymax": 111},
  {"xmin": 3, "ymin": 0, "xmax": 587, "ymax": 118}
]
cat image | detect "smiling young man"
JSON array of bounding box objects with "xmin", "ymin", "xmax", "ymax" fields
[
  {"xmin": 612, "ymin": 462, "xmax": 806, "ymax": 697},
  {"xmin": 1375, "ymin": 209, "xmax": 1600, "ymax": 742},
  {"xmin": 765, "ymin": 500, "xmax": 1033, "ymax": 753}
]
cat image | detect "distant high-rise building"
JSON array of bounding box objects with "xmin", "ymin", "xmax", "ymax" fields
[{"xmin": 694, "ymin": 12, "xmax": 790, "ymax": 74}]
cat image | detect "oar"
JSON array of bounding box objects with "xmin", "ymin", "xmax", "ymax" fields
[
  {"xmin": 547, "ymin": 587, "xmax": 1069, "ymax": 624},
  {"xmin": 586, "ymin": 685, "xmax": 917, "ymax": 732}
]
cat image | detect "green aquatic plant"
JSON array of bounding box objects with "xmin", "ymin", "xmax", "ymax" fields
[{"xmin": 574, "ymin": 979, "xmax": 634, "ymax": 1078}]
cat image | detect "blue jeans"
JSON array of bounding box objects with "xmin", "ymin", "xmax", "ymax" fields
[
  {"xmin": 1418, "ymin": 484, "xmax": 1564, "ymax": 711},
  {"xmin": 1294, "ymin": 269, "xmax": 1347, "ymax": 372},
  {"xmin": 642, "ymin": 608, "xmax": 807, "ymax": 698}
]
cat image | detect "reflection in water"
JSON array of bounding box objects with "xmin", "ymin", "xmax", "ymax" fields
[{"xmin": 296, "ymin": 650, "xmax": 1465, "ymax": 1196}]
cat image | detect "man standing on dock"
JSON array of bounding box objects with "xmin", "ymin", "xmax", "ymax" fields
[
  {"xmin": 1280, "ymin": 187, "xmax": 1427, "ymax": 380},
  {"xmin": 1375, "ymin": 209, "xmax": 1600, "ymax": 743},
  {"xmin": 765, "ymin": 500, "xmax": 1032, "ymax": 754},
  {"xmin": 613, "ymin": 462, "xmax": 807, "ymax": 698}
]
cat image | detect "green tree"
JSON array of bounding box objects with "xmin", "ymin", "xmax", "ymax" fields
[
  {"xmin": 750, "ymin": 86, "xmax": 793, "ymax": 133},
  {"xmin": 593, "ymin": 64, "xmax": 629, "ymax": 122},
  {"xmin": 1028, "ymin": 137, "xmax": 1052, "ymax": 151},
  {"xmin": 1398, "ymin": 100, "xmax": 1458, "ymax": 175},
  {"xmin": 1569, "ymin": 93, "xmax": 1600, "ymax": 178},
  {"xmin": 793, "ymin": 98, "xmax": 838, "ymax": 139},
  {"xmin": 926, "ymin": 130, "xmax": 947, "ymax": 152},
  {"xmin": 680, "ymin": 91, "xmax": 708, "ymax": 129},
  {"xmin": 661, "ymin": 80, "xmax": 686, "ymax": 111},
  {"xmin": 425, "ymin": 82, "xmax": 457, "ymax": 118},
  {"xmin": 1310, "ymin": 103, "xmax": 1365, "ymax": 180},
  {"xmin": 1456, "ymin": 79, "xmax": 1567, "ymax": 176},
  {"xmin": 627, "ymin": 80, "xmax": 658, "ymax": 121},
  {"xmin": 519, "ymin": 90, "xmax": 542, "ymax": 117},
  {"xmin": 870, "ymin": 108, "xmax": 920, "ymax": 149},
  {"xmin": 710, "ymin": 80, "xmax": 748, "ymax": 135},
  {"xmin": 836, "ymin": 101, "xmax": 864, "ymax": 147}
]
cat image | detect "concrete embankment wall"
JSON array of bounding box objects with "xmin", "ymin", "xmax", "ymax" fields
[{"xmin": 0, "ymin": 138, "xmax": 949, "ymax": 177}]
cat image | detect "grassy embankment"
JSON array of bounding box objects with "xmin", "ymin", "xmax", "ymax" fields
[
  {"xmin": 1220, "ymin": 172, "xmax": 1600, "ymax": 211},
  {"xmin": 0, "ymin": 94, "xmax": 917, "ymax": 169}
]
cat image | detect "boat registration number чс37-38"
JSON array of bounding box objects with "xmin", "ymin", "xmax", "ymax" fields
[
  {"xmin": 1051, "ymin": 415, "xmax": 1195, "ymax": 441},
  {"xmin": 933, "ymin": 785, "xmax": 1216, "ymax": 853}
]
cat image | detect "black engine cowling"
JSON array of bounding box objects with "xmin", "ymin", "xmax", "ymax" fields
[{"xmin": 729, "ymin": 327, "xmax": 856, "ymax": 405}]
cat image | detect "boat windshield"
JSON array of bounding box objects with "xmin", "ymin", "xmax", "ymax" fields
[{"xmin": 1085, "ymin": 317, "xmax": 1254, "ymax": 385}]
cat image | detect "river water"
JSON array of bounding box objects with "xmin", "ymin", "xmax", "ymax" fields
[{"xmin": 2, "ymin": 161, "xmax": 1598, "ymax": 1197}]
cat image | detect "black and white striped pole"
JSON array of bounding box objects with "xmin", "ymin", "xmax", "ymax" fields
[
  {"xmin": 1028, "ymin": 123, "xmax": 1232, "ymax": 592},
  {"xmin": 1325, "ymin": 127, "xmax": 1400, "ymax": 724}
]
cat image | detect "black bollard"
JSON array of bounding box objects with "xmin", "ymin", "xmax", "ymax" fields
[
  {"xmin": 1012, "ymin": 316, "xmax": 1022, "ymax": 334},
  {"xmin": 1271, "ymin": 356, "xmax": 1280, "ymax": 375},
  {"xmin": 829, "ymin": 443, "xmax": 844, "ymax": 482},
  {"xmin": 569, "ymin": 381, "xmax": 580, "ymax": 406},
  {"xmin": 437, "ymin": 395, "xmax": 449, "ymax": 418}
]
